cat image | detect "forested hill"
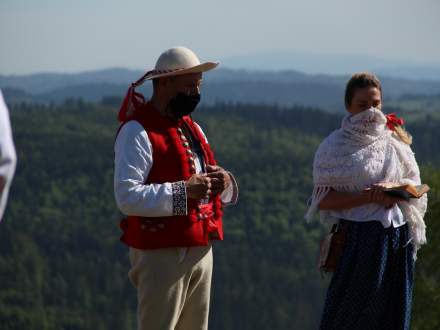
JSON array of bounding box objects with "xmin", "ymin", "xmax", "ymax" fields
[{"xmin": 1, "ymin": 101, "xmax": 440, "ymax": 330}]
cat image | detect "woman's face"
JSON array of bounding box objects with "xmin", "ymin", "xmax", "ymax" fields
[{"xmin": 347, "ymin": 86, "xmax": 382, "ymax": 115}]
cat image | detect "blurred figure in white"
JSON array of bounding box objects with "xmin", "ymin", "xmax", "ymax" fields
[{"xmin": 0, "ymin": 89, "xmax": 17, "ymax": 221}]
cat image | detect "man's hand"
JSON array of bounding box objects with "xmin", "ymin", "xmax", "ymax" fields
[
  {"xmin": 206, "ymin": 165, "xmax": 231, "ymax": 195},
  {"xmin": 185, "ymin": 174, "xmax": 211, "ymax": 200}
]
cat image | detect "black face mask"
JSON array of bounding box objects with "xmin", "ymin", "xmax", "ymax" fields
[{"xmin": 167, "ymin": 93, "xmax": 201, "ymax": 118}]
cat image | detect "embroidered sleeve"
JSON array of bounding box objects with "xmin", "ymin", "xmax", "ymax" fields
[{"xmin": 172, "ymin": 181, "xmax": 187, "ymax": 216}]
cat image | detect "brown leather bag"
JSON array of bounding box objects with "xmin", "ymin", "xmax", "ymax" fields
[{"xmin": 319, "ymin": 221, "xmax": 350, "ymax": 273}]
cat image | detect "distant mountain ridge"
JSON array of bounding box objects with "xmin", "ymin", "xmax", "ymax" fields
[
  {"xmin": 0, "ymin": 68, "xmax": 140, "ymax": 94},
  {"xmin": 2, "ymin": 68, "xmax": 440, "ymax": 112},
  {"xmin": 222, "ymin": 51, "xmax": 440, "ymax": 81}
]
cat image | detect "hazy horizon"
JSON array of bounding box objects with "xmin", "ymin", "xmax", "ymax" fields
[
  {"xmin": 1, "ymin": 52, "xmax": 440, "ymax": 84},
  {"xmin": 1, "ymin": 0, "xmax": 439, "ymax": 75}
]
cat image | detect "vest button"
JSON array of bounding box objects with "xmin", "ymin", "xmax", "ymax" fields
[
  {"xmin": 180, "ymin": 134, "xmax": 187, "ymax": 141},
  {"xmin": 177, "ymin": 128, "xmax": 183, "ymax": 133},
  {"xmin": 183, "ymin": 142, "xmax": 189, "ymax": 147},
  {"xmin": 188, "ymin": 156, "xmax": 194, "ymax": 162},
  {"xmin": 198, "ymin": 213, "xmax": 204, "ymax": 220},
  {"xmin": 190, "ymin": 164, "xmax": 196, "ymax": 171},
  {"xmin": 186, "ymin": 149, "xmax": 193, "ymax": 155}
]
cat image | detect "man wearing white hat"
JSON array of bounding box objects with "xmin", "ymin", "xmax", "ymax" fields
[{"xmin": 114, "ymin": 46, "xmax": 238, "ymax": 330}]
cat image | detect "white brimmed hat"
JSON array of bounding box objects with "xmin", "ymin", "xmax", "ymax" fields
[
  {"xmin": 142, "ymin": 46, "xmax": 219, "ymax": 81},
  {"xmin": 118, "ymin": 47, "xmax": 218, "ymax": 121}
]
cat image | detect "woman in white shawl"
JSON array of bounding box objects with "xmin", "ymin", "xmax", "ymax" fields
[{"xmin": 306, "ymin": 72, "xmax": 427, "ymax": 330}]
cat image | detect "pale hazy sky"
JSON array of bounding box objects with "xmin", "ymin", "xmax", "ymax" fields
[{"xmin": 1, "ymin": 0, "xmax": 439, "ymax": 75}]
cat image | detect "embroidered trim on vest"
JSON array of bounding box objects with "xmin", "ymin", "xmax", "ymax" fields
[{"xmin": 172, "ymin": 181, "xmax": 187, "ymax": 216}]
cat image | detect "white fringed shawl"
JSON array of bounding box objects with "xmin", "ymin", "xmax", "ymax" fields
[{"xmin": 305, "ymin": 108, "xmax": 427, "ymax": 256}]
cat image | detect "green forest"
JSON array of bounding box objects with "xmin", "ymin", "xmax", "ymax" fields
[{"xmin": 1, "ymin": 99, "xmax": 439, "ymax": 330}]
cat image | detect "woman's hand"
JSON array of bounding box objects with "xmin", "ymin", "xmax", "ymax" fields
[
  {"xmin": 318, "ymin": 184, "xmax": 406, "ymax": 211},
  {"xmin": 365, "ymin": 184, "xmax": 406, "ymax": 209}
]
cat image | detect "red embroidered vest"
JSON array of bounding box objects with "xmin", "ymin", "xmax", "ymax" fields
[{"xmin": 118, "ymin": 103, "xmax": 224, "ymax": 249}]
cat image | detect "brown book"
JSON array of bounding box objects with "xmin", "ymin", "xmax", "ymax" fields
[{"xmin": 383, "ymin": 184, "xmax": 430, "ymax": 201}]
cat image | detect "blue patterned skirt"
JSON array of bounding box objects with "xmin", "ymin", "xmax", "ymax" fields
[{"xmin": 320, "ymin": 220, "xmax": 414, "ymax": 330}]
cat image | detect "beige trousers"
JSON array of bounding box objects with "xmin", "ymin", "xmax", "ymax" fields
[{"xmin": 128, "ymin": 245, "xmax": 213, "ymax": 330}]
